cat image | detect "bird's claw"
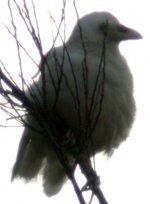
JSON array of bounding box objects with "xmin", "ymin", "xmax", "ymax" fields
[{"xmin": 81, "ymin": 176, "xmax": 100, "ymax": 192}]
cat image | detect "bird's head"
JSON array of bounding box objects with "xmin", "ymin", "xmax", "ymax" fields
[{"xmin": 68, "ymin": 12, "xmax": 142, "ymax": 47}]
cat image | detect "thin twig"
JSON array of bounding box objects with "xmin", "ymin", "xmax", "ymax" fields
[
  {"xmin": 73, "ymin": 0, "xmax": 89, "ymax": 138},
  {"xmin": 31, "ymin": 0, "xmax": 41, "ymax": 44},
  {"xmin": 2, "ymin": 24, "xmax": 39, "ymax": 67},
  {"xmin": 8, "ymin": 0, "xmax": 25, "ymax": 91},
  {"xmin": 0, "ymin": 59, "xmax": 19, "ymax": 89},
  {"xmin": 0, "ymin": 68, "xmax": 31, "ymax": 109}
]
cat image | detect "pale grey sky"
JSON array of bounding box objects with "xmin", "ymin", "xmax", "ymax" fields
[{"xmin": 0, "ymin": 0, "xmax": 149, "ymax": 204}]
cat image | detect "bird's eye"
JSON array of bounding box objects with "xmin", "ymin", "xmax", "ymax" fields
[{"xmin": 100, "ymin": 23, "xmax": 109, "ymax": 35}]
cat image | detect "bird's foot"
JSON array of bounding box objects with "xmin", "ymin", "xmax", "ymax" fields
[{"xmin": 81, "ymin": 175, "xmax": 100, "ymax": 191}]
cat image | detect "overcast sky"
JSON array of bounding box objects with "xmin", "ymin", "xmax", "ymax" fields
[{"xmin": 0, "ymin": 0, "xmax": 150, "ymax": 204}]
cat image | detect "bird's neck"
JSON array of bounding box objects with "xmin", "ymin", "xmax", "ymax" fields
[{"xmin": 67, "ymin": 38, "xmax": 119, "ymax": 56}]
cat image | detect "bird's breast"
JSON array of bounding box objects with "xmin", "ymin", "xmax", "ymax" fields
[{"xmin": 42, "ymin": 51, "xmax": 136, "ymax": 154}]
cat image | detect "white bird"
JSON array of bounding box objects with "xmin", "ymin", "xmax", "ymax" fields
[{"xmin": 12, "ymin": 12, "xmax": 142, "ymax": 197}]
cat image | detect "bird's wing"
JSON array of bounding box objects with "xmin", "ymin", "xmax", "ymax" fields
[{"xmin": 11, "ymin": 116, "xmax": 47, "ymax": 180}]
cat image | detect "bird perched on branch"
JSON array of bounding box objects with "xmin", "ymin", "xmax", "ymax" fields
[{"xmin": 12, "ymin": 12, "xmax": 142, "ymax": 198}]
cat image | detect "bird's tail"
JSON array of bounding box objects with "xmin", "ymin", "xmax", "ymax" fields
[
  {"xmin": 11, "ymin": 123, "xmax": 74, "ymax": 196},
  {"xmin": 42, "ymin": 153, "xmax": 68, "ymax": 196},
  {"xmin": 11, "ymin": 126, "xmax": 47, "ymax": 181}
]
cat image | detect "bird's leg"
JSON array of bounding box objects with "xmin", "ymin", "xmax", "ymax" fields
[
  {"xmin": 77, "ymin": 155, "xmax": 100, "ymax": 191},
  {"xmin": 63, "ymin": 133, "xmax": 108, "ymax": 204},
  {"xmin": 77, "ymin": 155, "xmax": 109, "ymax": 204}
]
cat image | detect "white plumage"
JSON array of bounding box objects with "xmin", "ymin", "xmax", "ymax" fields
[{"xmin": 12, "ymin": 12, "xmax": 142, "ymax": 196}]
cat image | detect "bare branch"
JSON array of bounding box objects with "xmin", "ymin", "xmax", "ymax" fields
[
  {"xmin": 2, "ymin": 24, "xmax": 39, "ymax": 67},
  {"xmin": 0, "ymin": 1, "xmax": 109, "ymax": 204},
  {"xmin": 8, "ymin": 0, "xmax": 25, "ymax": 90},
  {"xmin": 31, "ymin": 0, "xmax": 42, "ymax": 44}
]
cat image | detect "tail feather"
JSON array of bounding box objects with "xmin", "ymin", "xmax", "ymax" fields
[
  {"xmin": 12, "ymin": 127, "xmax": 46, "ymax": 180},
  {"xmin": 12, "ymin": 116, "xmax": 74, "ymax": 196},
  {"xmin": 43, "ymin": 157, "xmax": 67, "ymax": 196}
]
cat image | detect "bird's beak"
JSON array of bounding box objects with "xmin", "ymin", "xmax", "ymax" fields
[{"xmin": 110, "ymin": 24, "xmax": 142, "ymax": 41}]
